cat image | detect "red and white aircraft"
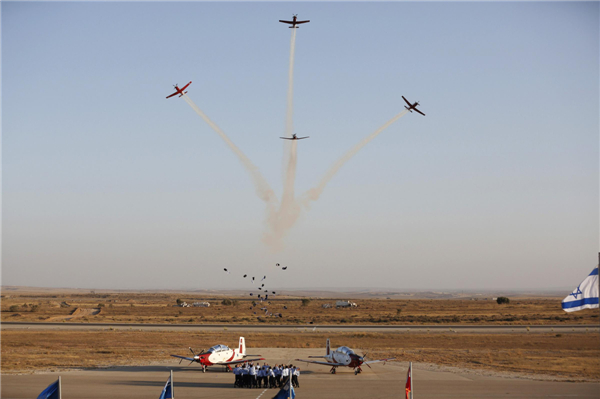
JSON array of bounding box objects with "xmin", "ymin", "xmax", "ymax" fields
[
  {"xmin": 402, "ymin": 96, "xmax": 425, "ymax": 116},
  {"xmin": 171, "ymin": 337, "xmax": 264, "ymax": 372},
  {"xmin": 166, "ymin": 81, "xmax": 192, "ymax": 99},
  {"xmin": 296, "ymin": 339, "xmax": 395, "ymax": 375},
  {"xmin": 279, "ymin": 14, "xmax": 310, "ymax": 28}
]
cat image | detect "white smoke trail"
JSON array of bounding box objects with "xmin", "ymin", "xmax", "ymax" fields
[
  {"xmin": 303, "ymin": 109, "xmax": 409, "ymax": 204},
  {"xmin": 182, "ymin": 94, "xmax": 278, "ymax": 208},
  {"xmin": 285, "ymin": 27, "xmax": 297, "ymax": 138},
  {"xmin": 263, "ymin": 27, "xmax": 301, "ymax": 250}
]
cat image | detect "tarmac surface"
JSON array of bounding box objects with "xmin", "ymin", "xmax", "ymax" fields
[
  {"xmin": 3, "ymin": 321, "xmax": 598, "ymax": 334},
  {"xmin": 2, "ymin": 348, "xmax": 598, "ymax": 399}
]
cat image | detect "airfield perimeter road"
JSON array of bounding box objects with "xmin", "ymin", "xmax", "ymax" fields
[
  {"xmin": 2, "ymin": 321, "xmax": 598, "ymax": 333},
  {"xmin": 2, "ymin": 348, "xmax": 598, "ymax": 399}
]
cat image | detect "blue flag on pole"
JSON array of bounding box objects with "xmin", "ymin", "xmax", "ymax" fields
[
  {"xmin": 272, "ymin": 378, "xmax": 296, "ymax": 399},
  {"xmin": 159, "ymin": 375, "xmax": 173, "ymax": 399},
  {"xmin": 37, "ymin": 379, "xmax": 60, "ymax": 399},
  {"xmin": 562, "ymin": 267, "xmax": 599, "ymax": 312}
]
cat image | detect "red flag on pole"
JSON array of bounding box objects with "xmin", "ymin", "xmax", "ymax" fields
[{"xmin": 405, "ymin": 362, "xmax": 412, "ymax": 399}]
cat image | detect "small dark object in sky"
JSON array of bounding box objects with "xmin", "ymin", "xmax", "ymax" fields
[
  {"xmin": 249, "ymin": 293, "xmax": 253, "ymax": 296},
  {"xmin": 276, "ymin": 263, "xmax": 280, "ymax": 267},
  {"xmin": 272, "ymin": 291, "xmax": 276, "ymax": 294},
  {"xmin": 243, "ymin": 274, "xmax": 247, "ymax": 278},
  {"xmin": 258, "ymin": 287, "xmax": 262, "ymax": 290},
  {"xmin": 261, "ymin": 284, "xmax": 265, "ymax": 287},
  {"xmin": 224, "ymin": 268, "xmax": 230, "ymax": 273},
  {"xmin": 282, "ymin": 267, "xmax": 287, "ymax": 270}
]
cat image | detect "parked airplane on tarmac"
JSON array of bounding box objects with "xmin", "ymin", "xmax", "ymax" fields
[
  {"xmin": 279, "ymin": 14, "xmax": 310, "ymax": 28},
  {"xmin": 402, "ymin": 96, "xmax": 425, "ymax": 116},
  {"xmin": 280, "ymin": 133, "xmax": 309, "ymax": 140},
  {"xmin": 166, "ymin": 81, "xmax": 192, "ymax": 99},
  {"xmin": 171, "ymin": 337, "xmax": 264, "ymax": 372},
  {"xmin": 296, "ymin": 339, "xmax": 395, "ymax": 375}
]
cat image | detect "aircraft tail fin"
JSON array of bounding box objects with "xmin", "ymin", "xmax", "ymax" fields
[
  {"xmin": 239, "ymin": 337, "xmax": 246, "ymax": 356},
  {"xmin": 326, "ymin": 338, "xmax": 331, "ymax": 356}
]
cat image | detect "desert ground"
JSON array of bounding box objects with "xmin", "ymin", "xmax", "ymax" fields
[
  {"xmin": 2, "ymin": 288, "xmax": 599, "ymax": 398},
  {"xmin": 2, "ymin": 287, "xmax": 598, "ymax": 326}
]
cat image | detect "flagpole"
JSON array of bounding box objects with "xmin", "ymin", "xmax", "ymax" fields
[
  {"xmin": 171, "ymin": 369, "xmax": 174, "ymax": 399},
  {"xmin": 58, "ymin": 376, "xmax": 62, "ymax": 399}
]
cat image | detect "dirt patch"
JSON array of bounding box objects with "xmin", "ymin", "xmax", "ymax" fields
[
  {"xmin": 1, "ymin": 330, "xmax": 598, "ymax": 380},
  {"xmin": 46, "ymin": 307, "xmax": 101, "ymax": 322}
]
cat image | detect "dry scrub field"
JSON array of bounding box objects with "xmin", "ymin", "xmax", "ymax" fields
[
  {"xmin": 2, "ymin": 289, "xmax": 598, "ymax": 326},
  {"xmin": 2, "ymin": 330, "xmax": 599, "ymax": 381}
]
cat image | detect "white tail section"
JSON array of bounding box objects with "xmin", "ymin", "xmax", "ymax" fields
[
  {"xmin": 326, "ymin": 338, "xmax": 331, "ymax": 356},
  {"xmin": 239, "ymin": 337, "xmax": 246, "ymax": 356}
]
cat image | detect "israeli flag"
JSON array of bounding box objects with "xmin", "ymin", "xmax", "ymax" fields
[
  {"xmin": 37, "ymin": 378, "xmax": 60, "ymax": 399},
  {"xmin": 159, "ymin": 375, "xmax": 173, "ymax": 399},
  {"xmin": 562, "ymin": 267, "xmax": 599, "ymax": 312},
  {"xmin": 272, "ymin": 378, "xmax": 295, "ymax": 399}
]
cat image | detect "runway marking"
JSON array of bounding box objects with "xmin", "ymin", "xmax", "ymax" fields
[{"xmin": 255, "ymin": 388, "xmax": 268, "ymax": 399}]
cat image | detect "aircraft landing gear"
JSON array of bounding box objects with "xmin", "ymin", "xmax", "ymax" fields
[
  {"xmin": 354, "ymin": 367, "xmax": 362, "ymax": 375},
  {"xmin": 330, "ymin": 367, "xmax": 337, "ymax": 374},
  {"xmin": 202, "ymin": 365, "xmax": 206, "ymax": 373}
]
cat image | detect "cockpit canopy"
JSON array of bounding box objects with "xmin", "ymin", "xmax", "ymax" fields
[
  {"xmin": 336, "ymin": 346, "xmax": 355, "ymax": 355},
  {"xmin": 207, "ymin": 344, "xmax": 230, "ymax": 353}
]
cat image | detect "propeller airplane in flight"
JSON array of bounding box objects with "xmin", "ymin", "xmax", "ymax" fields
[
  {"xmin": 296, "ymin": 339, "xmax": 395, "ymax": 375},
  {"xmin": 280, "ymin": 133, "xmax": 309, "ymax": 140},
  {"xmin": 279, "ymin": 14, "xmax": 310, "ymax": 28},
  {"xmin": 402, "ymin": 96, "xmax": 425, "ymax": 116},
  {"xmin": 171, "ymin": 337, "xmax": 264, "ymax": 372},
  {"xmin": 166, "ymin": 81, "xmax": 192, "ymax": 99}
]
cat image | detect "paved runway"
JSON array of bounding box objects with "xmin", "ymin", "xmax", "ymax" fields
[
  {"xmin": 2, "ymin": 348, "xmax": 598, "ymax": 398},
  {"xmin": 3, "ymin": 321, "xmax": 598, "ymax": 334}
]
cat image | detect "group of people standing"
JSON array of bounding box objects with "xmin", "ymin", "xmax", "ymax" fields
[{"xmin": 233, "ymin": 363, "xmax": 300, "ymax": 389}]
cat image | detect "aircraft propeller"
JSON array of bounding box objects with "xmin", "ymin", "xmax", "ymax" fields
[{"xmin": 360, "ymin": 352, "xmax": 372, "ymax": 368}]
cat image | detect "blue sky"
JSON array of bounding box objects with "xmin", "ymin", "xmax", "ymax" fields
[{"xmin": 2, "ymin": 2, "xmax": 598, "ymax": 291}]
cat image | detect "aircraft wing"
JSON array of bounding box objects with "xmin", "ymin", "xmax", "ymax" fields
[
  {"xmin": 180, "ymin": 81, "xmax": 192, "ymax": 91},
  {"xmin": 280, "ymin": 137, "xmax": 294, "ymax": 140},
  {"xmin": 166, "ymin": 92, "xmax": 179, "ymax": 99},
  {"xmin": 220, "ymin": 357, "xmax": 265, "ymax": 365},
  {"xmin": 413, "ymin": 108, "xmax": 425, "ymax": 116},
  {"xmin": 363, "ymin": 357, "xmax": 396, "ymax": 365},
  {"xmin": 296, "ymin": 136, "xmax": 309, "ymax": 140},
  {"xmin": 402, "ymin": 96, "xmax": 412, "ymax": 106},
  {"xmin": 296, "ymin": 20, "xmax": 310, "ymax": 24},
  {"xmin": 171, "ymin": 354, "xmax": 196, "ymax": 362},
  {"xmin": 295, "ymin": 359, "xmax": 346, "ymax": 367},
  {"xmin": 279, "ymin": 20, "xmax": 293, "ymax": 24}
]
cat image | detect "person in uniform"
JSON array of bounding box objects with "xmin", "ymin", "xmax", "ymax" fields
[
  {"xmin": 268, "ymin": 366, "xmax": 276, "ymax": 388},
  {"xmin": 292, "ymin": 365, "xmax": 300, "ymax": 388},
  {"xmin": 249, "ymin": 363, "xmax": 257, "ymax": 388},
  {"xmin": 275, "ymin": 364, "xmax": 282, "ymax": 387},
  {"xmin": 281, "ymin": 364, "xmax": 290, "ymax": 386},
  {"xmin": 233, "ymin": 365, "xmax": 240, "ymax": 387}
]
